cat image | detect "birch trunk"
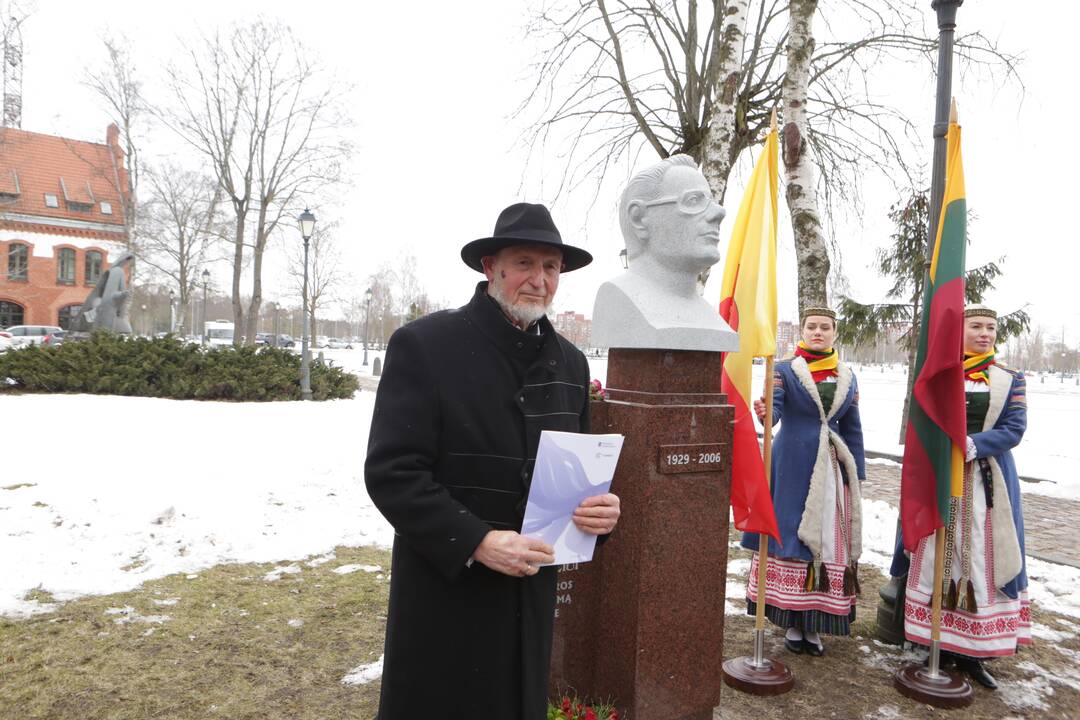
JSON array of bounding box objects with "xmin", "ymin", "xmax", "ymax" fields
[
  {"xmin": 701, "ymin": 0, "xmax": 750, "ymax": 204},
  {"xmin": 781, "ymin": 0, "xmax": 830, "ymax": 314}
]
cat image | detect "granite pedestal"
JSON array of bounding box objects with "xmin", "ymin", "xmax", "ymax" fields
[{"xmin": 550, "ymin": 348, "xmax": 734, "ymax": 720}]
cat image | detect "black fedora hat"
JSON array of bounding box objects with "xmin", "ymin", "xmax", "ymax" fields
[{"xmin": 460, "ymin": 202, "xmax": 593, "ymax": 273}]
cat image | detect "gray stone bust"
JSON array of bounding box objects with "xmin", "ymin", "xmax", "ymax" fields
[{"xmin": 591, "ymin": 154, "xmax": 739, "ymax": 352}]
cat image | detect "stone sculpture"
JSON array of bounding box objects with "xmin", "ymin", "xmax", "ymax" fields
[
  {"xmin": 69, "ymin": 251, "xmax": 135, "ymax": 335},
  {"xmin": 591, "ymin": 154, "xmax": 739, "ymax": 352}
]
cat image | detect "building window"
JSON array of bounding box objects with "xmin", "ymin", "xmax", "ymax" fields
[
  {"xmin": 0, "ymin": 300, "xmax": 23, "ymax": 328},
  {"xmin": 57, "ymin": 248, "xmax": 76, "ymax": 285},
  {"xmin": 44, "ymin": 193, "xmax": 59, "ymax": 208},
  {"xmin": 85, "ymin": 250, "xmax": 103, "ymax": 285},
  {"xmin": 58, "ymin": 304, "xmax": 81, "ymax": 330},
  {"xmin": 100, "ymin": 201, "xmax": 113, "ymax": 215},
  {"xmin": 7, "ymin": 243, "xmax": 27, "ymax": 281}
]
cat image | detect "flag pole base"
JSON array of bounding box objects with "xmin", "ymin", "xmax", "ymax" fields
[
  {"xmin": 722, "ymin": 654, "xmax": 794, "ymax": 696},
  {"xmin": 893, "ymin": 664, "xmax": 973, "ymax": 708}
]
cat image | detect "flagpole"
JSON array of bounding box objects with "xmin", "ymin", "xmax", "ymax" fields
[
  {"xmin": 892, "ymin": 1, "xmax": 973, "ymax": 707},
  {"xmin": 752, "ymin": 355, "xmax": 775, "ymax": 665}
]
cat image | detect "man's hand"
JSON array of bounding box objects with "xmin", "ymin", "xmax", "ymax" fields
[
  {"xmin": 473, "ymin": 530, "xmax": 555, "ymax": 577},
  {"xmin": 573, "ymin": 493, "xmax": 621, "ymax": 535}
]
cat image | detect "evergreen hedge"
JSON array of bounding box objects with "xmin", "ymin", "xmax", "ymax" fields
[{"xmin": 0, "ymin": 333, "xmax": 358, "ymax": 401}]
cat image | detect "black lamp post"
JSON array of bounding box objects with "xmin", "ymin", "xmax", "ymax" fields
[
  {"xmin": 299, "ymin": 209, "xmax": 316, "ymax": 400},
  {"xmin": 168, "ymin": 289, "xmax": 176, "ymax": 334},
  {"xmin": 201, "ymin": 269, "xmax": 210, "ymax": 345},
  {"xmin": 362, "ymin": 287, "xmax": 373, "ymax": 366}
]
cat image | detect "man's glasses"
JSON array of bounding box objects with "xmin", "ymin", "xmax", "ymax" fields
[{"xmin": 642, "ymin": 189, "xmax": 712, "ymax": 215}]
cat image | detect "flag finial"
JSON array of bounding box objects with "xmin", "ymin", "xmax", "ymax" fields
[
  {"xmin": 950, "ymin": 97, "xmax": 958, "ymax": 124},
  {"xmin": 770, "ymin": 107, "xmax": 778, "ymax": 133}
]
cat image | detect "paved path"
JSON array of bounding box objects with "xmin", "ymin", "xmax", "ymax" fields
[{"xmin": 861, "ymin": 460, "xmax": 1080, "ymax": 569}]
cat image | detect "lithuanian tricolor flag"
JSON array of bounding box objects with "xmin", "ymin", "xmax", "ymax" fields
[
  {"xmin": 720, "ymin": 124, "xmax": 781, "ymax": 543},
  {"xmin": 900, "ymin": 117, "xmax": 968, "ymax": 551}
]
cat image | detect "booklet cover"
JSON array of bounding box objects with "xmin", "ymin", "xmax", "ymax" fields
[{"xmin": 521, "ymin": 430, "xmax": 625, "ymax": 565}]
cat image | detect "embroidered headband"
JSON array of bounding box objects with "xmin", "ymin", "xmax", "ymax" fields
[
  {"xmin": 800, "ymin": 306, "xmax": 836, "ymax": 321},
  {"xmin": 964, "ymin": 305, "xmax": 997, "ymax": 319}
]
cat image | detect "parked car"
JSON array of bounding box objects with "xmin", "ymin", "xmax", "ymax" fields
[
  {"xmin": 326, "ymin": 338, "xmax": 353, "ymax": 349},
  {"xmin": 3, "ymin": 325, "xmax": 64, "ymax": 348},
  {"xmin": 254, "ymin": 332, "xmax": 272, "ymax": 346},
  {"xmin": 314, "ymin": 335, "xmax": 329, "ymax": 348},
  {"xmin": 42, "ymin": 329, "xmax": 66, "ymax": 347},
  {"xmin": 0, "ymin": 331, "xmax": 11, "ymax": 353}
]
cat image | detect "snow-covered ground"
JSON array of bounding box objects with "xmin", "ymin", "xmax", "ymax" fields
[{"xmin": 2, "ymin": 349, "xmax": 1078, "ymax": 622}]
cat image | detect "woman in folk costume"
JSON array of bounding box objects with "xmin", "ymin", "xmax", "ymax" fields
[
  {"xmin": 892, "ymin": 305, "xmax": 1030, "ymax": 690},
  {"xmin": 744, "ymin": 308, "xmax": 866, "ymax": 656}
]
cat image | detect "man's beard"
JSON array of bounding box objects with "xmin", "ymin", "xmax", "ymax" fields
[{"xmin": 490, "ymin": 279, "xmax": 551, "ymax": 327}]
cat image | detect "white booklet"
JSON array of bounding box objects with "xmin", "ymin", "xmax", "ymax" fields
[{"xmin": 521, "ymin": 430, "xmax": 625, "ymax": 566}]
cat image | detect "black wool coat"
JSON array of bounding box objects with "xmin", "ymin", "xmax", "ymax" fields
[{"xmin": 365, "ymin": 282, "xmax": 591, "ymax": 720}]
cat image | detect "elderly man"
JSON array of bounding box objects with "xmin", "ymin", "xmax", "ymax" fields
[
  {"xmin": 591, "ymin": 153, "xmax": 736, "ymax": 351},
  {"xmin": 365, "ymin": 202, "xmax": 621, "ymax": 720}
]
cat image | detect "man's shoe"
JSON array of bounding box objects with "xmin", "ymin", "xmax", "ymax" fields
[
  {"xmin": 955, "ymin": 656, "xmax": 997, "ymax": 690},
  {"xmin": 784, "ymin": 637, "xmax": 804, "ymax": 654}
]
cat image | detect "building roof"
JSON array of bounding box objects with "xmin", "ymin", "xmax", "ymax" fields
[{"xmin": 0, "ymin": 125, "xmax": 128, "ymax": 239}]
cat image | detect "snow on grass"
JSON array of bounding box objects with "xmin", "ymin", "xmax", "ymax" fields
[
  {"xmin": 1, "ymin": 392, "xmax": 393, "ymax": 618},
  {"xmin": 263, "ymin": 564, "xmax": 302, "ymax": 582},
  {"xmin": 104, "ymin": 606, "xmax": 171, "ymax": 625},
  {"xmin": 4, "ymin": 367, "xmax": 1080, "ymax": 620},
  {"xmin": 332, "ymin": 564, "xmax": 382, "ymax": 575},
  {"xmin": 341, "ymin": 655, "xmax": 384, "ymax": 686}
]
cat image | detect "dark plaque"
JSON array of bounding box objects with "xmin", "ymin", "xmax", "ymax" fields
[{"xmin": 656, "ymin": 443, "xmax": 726, "ymax": 475}]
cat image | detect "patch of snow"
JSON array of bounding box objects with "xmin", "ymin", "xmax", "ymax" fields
[
  {"xmin": 152, "ymin": 597, "xmax": 180, "ymax": 607},
  {"xmin": 342, "ymin": 655, "xmax": 384, "ymax": 686},
  {"xmin": 263, "ymin": 564, "xmax": 302, "ymax": 582},
  {"xmin": 287, "ymin": 618, "xmax": 304, "ymax": 628},
  {"xmin": 862, "ymin": 705, "xmax": 904, "ymax": 720},
  {"xmin": 1001, "ymin": 662, "xmax": 1054, "ymax": 712},
  {"xmin": 333, "ymin": 564, "xmax": 382, "ymax": 575},
  {"xmin": 306, "ymin": 553, "xmax": 336, "ymax": 567},
  {"xmin": 105, "ymin": 606, "xmax": 170, "ymax": 625}
]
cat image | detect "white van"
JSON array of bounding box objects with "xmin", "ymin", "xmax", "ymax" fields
[{"xmin": 204, "ymin": 321, "xmax": 235, "ymax": 347}]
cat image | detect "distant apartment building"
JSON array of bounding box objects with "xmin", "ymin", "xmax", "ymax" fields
[
  {"xmin": 0, "ymin": 125, "xmax": 129, "ymax": 329},
  {"xmin": 775, "ymin": 319, "xmax": 798, "ymax": 358},
  {"xmin": 553, "ymin": 310, "xmax": 591, "ymax": 349}
]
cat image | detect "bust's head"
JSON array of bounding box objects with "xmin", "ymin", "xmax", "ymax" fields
[{"xmin": 619, "ymin": 154, "xmax": 726, "ymax": 275}]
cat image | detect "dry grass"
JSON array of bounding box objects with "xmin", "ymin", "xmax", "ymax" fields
[
  {"xmin": 0, "ymin": 545, "xmax": 390, "ymax": 720},
  {"xmin": 716, "ymin": 532, "xmax": 1080, "ymax": 720}
]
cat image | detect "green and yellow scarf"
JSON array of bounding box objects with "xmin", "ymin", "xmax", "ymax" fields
[
  {"xmin": 795, "ymin": 341, "xmax": 838, "ymax": 382},
  {"xmin": 963, "ymin": 350, "xmax": 995, "ymax": 384}
]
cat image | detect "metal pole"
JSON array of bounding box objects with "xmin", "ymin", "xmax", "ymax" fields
[
  {"xmin": 362, "ymin": 296, "xmax": 370, "ymax": 366},
  {"xmin": 300, "ymin": 237, "xmax": 313, "ymax": 400},
  {"xmin": 879, "ymin": 0, "xmax": 963, "ymax": 647},
  {"xmin": 202, "ymin": 282, "xmax": 208, "ymax": 345}
]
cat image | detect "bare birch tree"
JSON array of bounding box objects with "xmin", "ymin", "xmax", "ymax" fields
[
  {"xmin": 84, "ymin": 35, "xmax": 144, "ymax": 249},
  {"xmin": 519, "ymin": 1, "xmax": 1019, "ymax": 305},
  {"xmin": 137, "ymin": 164, "xmax": 226, "ymax": 335},
  {"xmin": 781, "ymin": 0, "xmax": 828, "ymax": 311},
  {"xmin": 164, "ymin": 20, "xmax": 351, "ymax": 346}
]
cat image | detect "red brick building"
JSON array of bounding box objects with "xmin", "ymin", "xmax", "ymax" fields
[{"xmin": 0, "ymin": 125, "xmax": 129, "ymax": 329}]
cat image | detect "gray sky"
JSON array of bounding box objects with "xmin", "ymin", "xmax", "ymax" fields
[{"xmin": 18, "ymin": 0, "xmax": 1080, "ymax": 342}]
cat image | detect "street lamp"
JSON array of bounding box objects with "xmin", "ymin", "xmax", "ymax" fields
[
  {"xmin": 168, "ymin": 289, "xmax": 176, "ymax": 334},
  {"xmin": 299, "ymin": 209, "xmax": 316, "ymax": 400},
  {"xmin": 141, "ymin": 304, "xmax": 148, "ymax": 336},
  {"xmin": 619, "ymin": 248, "xmax": 628, "ymax": 269},
  {"xmin": 363, "ymin": 287, "xmax": 373, "ymax": 366},
  {"xmin": 201, "ymin": 269, "xmax": 210, "ymax": 345}
]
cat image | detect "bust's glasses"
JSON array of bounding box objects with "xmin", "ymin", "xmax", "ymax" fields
[{"xmin": 642, "ymin": 189, "xmax": 711, "ymax": 215}]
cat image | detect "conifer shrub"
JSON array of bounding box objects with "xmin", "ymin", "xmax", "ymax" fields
[{"xmin": 0, "ymin": 333, "xmax": 358, "ymax": 401}]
